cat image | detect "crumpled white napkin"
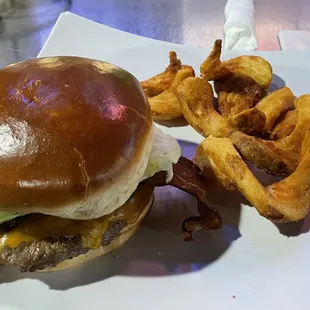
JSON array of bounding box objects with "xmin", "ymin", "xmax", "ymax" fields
[
  {"xmin": 223, "ymin": 0, "xmax": 257, "ymax": 51},
  {"xmin": 278, "ymin": 30, "xmax": 310, "ymax": 51}
]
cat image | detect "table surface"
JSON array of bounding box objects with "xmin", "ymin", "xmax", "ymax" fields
[{"xmin": 0, "ymin": 0, "xmax": 310, "ymax": 67}]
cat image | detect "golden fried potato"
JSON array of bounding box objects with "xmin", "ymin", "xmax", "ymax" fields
[
  {"xmin": 229, "ymin": 95, "xmax": 310, "ymax": 176},
  {"xmin": 228, "ymin": 107, "xmax": 266, "ymax": 136},
  {"xmin": 148, "ymin": 92, "xmax": 182, "ymax": 120},
  {"xmin": 255, "ymin": 87, "xmax": 295, "ymax": 133},
  {"xmin": 176, "ymin": 77, "xmax": 234, "ymax": 137},
  {"xmin": 200, "ymin": 40, "xmax": 273, "ymax": 89},
  {"xmin": 141, "ymin": 51, "xmax": 195, "ymax": 120},
  {"xmin": 148, "ymin": 68, "xmax": 195, "ymax": 120},
  {"xmin": 177, "ymin": 77, "xmax": 267, "ymax": 137},
  {"xmin": 229, "ymin": 131, "xmax": 295, "ymax": 176},
  {"xmin": 169, "ymin": 67, "xmax": 195, "ymax": 91},
  {"xmin": 200, "ymin": 40, "xmax": 222, "ymax": 80},
  {"xmin": 141, "ymin": 51, "xmax": 194, "ymax": 97},
  {"xmin": 214, "ymin": 75, "xmax": 264, "ymax": 117},
  {"xmin": 194, "ymin": 133, "xmax": 310, "ymax": 222},
  {"xmin": 194, "ymin": 143, "xmax": 237, "ymax": 191},
  {"xmin": 270, "ymin": 109, "xmax": 297, "ymax": 140},
  {"xmin": 140, "ymin": 51, "xmax": 181, "ymax": 97}
]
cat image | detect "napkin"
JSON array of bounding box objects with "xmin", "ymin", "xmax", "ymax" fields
[
  {"xmin": 223, "ymin": 0, "xmax": 257, "ymax": 51},
  {"xmin": 278, "ymin": 30, "xmax": 310, "ymax": 51}
]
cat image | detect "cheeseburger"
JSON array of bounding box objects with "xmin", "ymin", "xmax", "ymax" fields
[{"xmin": 0, "ymin": 56, "xmax": 221, "ymax": 272}]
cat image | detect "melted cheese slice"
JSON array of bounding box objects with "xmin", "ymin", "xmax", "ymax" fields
[{"xmin": 0, "ymin": 184, "xmax": 154, "ymax": 250}]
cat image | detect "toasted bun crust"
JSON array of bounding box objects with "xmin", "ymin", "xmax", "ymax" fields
[
  {"xmin": 41, "ymin": 193, "xmax": 154, "ymax": 272},
  {"xmin": 0, "ymin": 57, "xmax": 152, "ymax": 219}
]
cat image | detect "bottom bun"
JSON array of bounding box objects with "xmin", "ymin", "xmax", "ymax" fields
[{"xmin": 41, "ymin": 193, "xmax": 154, "ymax": 272}]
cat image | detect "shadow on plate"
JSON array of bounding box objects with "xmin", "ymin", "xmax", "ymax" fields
[
  {"xmin": 0, "ymin": 141, "xmax": 242, "ymax": 290},
  {"xmin": 275, "ymin": 214, "xmax": 310, "ymax": 236},
  {"xmin": 154, "ymin": 117, "xmax": 188, "ymax": 128},
  {"xmin": 268, "ymin": 74, "xmax": 286, "ymax": 92}
]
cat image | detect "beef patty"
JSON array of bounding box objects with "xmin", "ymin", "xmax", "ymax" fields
[
  {"xmin": 0, "ymin": 217, "xmax": 125, "ymax": 272},
  {"xmin": 0, "ymin": 183, "xmax": 154, "ymax": 272}
]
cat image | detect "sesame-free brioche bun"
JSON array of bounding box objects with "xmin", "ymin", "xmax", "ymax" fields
[{"xmin": 0, "ymin": 56, "xmax": 153, "ymax": 219}]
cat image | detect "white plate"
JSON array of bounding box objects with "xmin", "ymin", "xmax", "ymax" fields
[{"xmin": 0, "ymin": 12, "xmax": 310, "ymax": 310}]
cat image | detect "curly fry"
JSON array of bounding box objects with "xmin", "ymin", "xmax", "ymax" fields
[
  {"xmin": 148, "ymin": 92, "xmax": 182, "ymax": 120},
  {"xmin": 200, "ymin": 40, "xmax": 222, "ymax": 80},
  {"xmin": 228, "ymin": 107, "xmax": 266, "ymax": 136},
  {"xmin": 148, "ymin": 68, "xmax": 194, "ymax": 120},
  {"xmin": 194, "ymin": 132, "xmax": 310, "ymax": 222},
  {"xmin": 141, "ymin": 51, "xmax": 195, "ymax": 98},
  {"xmin": 255, "ymin": 87, "xmax": 295, "ymax": 133},
  {"xmin": 270, "ymin": 109, "xmax": 297, "ymax": 140},
  {"xmin": 177, "ymin": 77, "xmax": 265, "ymax": 137},
  {"xmin": 229, "ymin": 95, "xmax": 310, "ymax": 176},
  {"xmin": 177, "ymin": 77, "xmax": 234, "ymax": 137},
  {"xmin": 214, "ymin": 75, "xmax": 264, "ymax": 117},
  {"xmin": 200, "ymin": 40, "xmax": 273, "ymax": 89},
  {"xmin": 141, "ymin": 51, "xmax": 182, "ymax": 97}
]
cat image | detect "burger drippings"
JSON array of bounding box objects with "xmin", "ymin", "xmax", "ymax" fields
[{"xmin": 0, "ymin": 184, "xmax": 154, "ymax": 250}]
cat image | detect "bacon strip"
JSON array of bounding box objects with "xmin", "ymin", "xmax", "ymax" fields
[{"xmin": 144, "ymin": 156, "xmax": 222, "ymax": 241}]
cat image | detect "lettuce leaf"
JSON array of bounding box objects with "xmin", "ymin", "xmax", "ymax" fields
[
  {"xmin": 141, "ymin": 126, "xmax": 181, "ymax": 182},
  {"xmin": 0, "ymin": 211, "xmax": 21, "ymax": 224}
]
